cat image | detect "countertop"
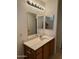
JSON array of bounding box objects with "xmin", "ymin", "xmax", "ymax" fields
[{"xmin": 24, "ymin": 35, "xmax": 55, "ymax": 50}]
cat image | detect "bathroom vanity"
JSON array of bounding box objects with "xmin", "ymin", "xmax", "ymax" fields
[
  {"xmin": 24, "ymin": 11, "xmax": 56, "ymax": 59},
  {"xmin": 24, "ymin": 36, "xmax": 55, "ymax": 59}
]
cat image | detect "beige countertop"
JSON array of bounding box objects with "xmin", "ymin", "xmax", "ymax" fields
[{"xmin": 24, "ymin": 35, "xmax": 55, "ymax": 50}]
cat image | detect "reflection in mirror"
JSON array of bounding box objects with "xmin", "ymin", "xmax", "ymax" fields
[
  {"xmin": 37, "ymin": 16, "xmax": 44, "ymax": 29},
  {"xmin": 27, "ymin": 12, "xmax": 37, "ymax": 35},
  {"xmin": 45, "ymin": 16, "xmax": 54, "ymax": 29}
]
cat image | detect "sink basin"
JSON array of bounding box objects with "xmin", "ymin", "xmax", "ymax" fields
[
  {"xmin": 41, "ymin": 35, "xmax": 49, "ymax": 39},
  {"xmin": 40, "ymin": 37, "xmax": 48, "ymax": 40},
  {"xmin": 24, "ymin": 37, "xmax": 41, "ymax": 47},
  {"xmin": 24, "ymin": 35, "xmax": 55, "ymax": 50}
]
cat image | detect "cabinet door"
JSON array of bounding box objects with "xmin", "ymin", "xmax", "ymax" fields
[
  {"xmin": 43, "ymin": 43, "xmax": 50, "ymax": 59},
  {"xmin": 36, "ymin": 53, "xmax": 42, "ymax": 59},
  {"xmin": 36, "ymin": 47, "xmax": 42, "ymax": 59},
  {"xmin": 49, "ymin": 39, "xmax": 55, "ymax": 55}
]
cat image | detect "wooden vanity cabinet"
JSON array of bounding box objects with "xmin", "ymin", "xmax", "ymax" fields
[
  {"xmin": 43, "ymin": 42, "xmax": 50, "ymax": 59},
  {"xmin": 49, "ymin": 39, "xmax": 55, "ymax": 55},
  {"xmin": 24, "ymin": 38, "xmax": 55, "ymax": 59},
  {"xmin": 24, "ymin": 45, "xmax": 43, "ymax": 59},
  {"xmin": 36, "ymin": 47, "xmax": 43, "ymax": 59},
  {"xmin": 24, "ymin": 45, "xmax": 35, "ymax": 59},
  {"xmin": 43, "ymin": 39, "xmax": 55, "ymax": 59}
]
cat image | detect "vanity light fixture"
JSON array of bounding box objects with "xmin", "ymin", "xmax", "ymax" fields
[{"xmin": 26, "ymin": 0, "xmax": 45, "ymax": 10}]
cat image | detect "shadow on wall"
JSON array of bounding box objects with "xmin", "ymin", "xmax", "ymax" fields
[{"xmin": 56, "ymin": 0, "xmax": 62, "ymax": 51}]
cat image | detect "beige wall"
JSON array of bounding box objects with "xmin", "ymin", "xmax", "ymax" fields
[
  {"xmin": 45, "ymin": 0, "xmax": 58, "ymax": 15},
  {"xmin": 56, "ymin": 0, "xmax": 62, "ymax": 50},
  {"xmin": 17, "ymin": 0, "xmax": 45, "ymax": 58},
  {"xmin": 17, "ymin": 0, "xmax": 28, "ymax": 59}
]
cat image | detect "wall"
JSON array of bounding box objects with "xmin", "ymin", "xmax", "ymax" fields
[
  {"xmin": 17, "ymin": 0, "xmax": 28, "ymax": 59},
  {"xmin": 17, "ymin": 0, "xmax": 45, "ymax": 59},
  {"xmin": 56, "ymin": 0, "xmax": 62, "ymax": 50}
]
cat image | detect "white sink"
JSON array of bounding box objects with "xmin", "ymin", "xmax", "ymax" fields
[
  {"xmin": 24, "ymin": 37, "xmax": 41, "ymax": 47},
  {"xmin": 41, "ymin": 35, "xmax": 52, "ymax": 40},
  {"xmin": 24, "ymin": 35, "xmax": 55, "ymax": 50}
]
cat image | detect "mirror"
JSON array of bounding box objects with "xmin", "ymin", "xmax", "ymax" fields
[
  {"xmin": 37, "ymin": 16, "xmax": 44, "ymax": 29},
  {"xmin": 45, "ymin": 16, "xmax": 54, "ymax": 29},
  {"xmin": 27, "ymin": 12, "xmax": 37, "ymax": 35}
]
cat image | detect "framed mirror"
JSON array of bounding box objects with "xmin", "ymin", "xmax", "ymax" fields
[
  {"xmin": 27, "ymin": 12, "xmax": 37, "ymax": 35},
  {"xmin": 45, "ymin": 16, "xmax": 54, "ymax": 29},
  {"xmin": 37, "ymin": 16, "xmax": 45, "ymax": 35},
  {"xmin": 37, "ymin": 16, "xmax": 44, "ymax": 29}
]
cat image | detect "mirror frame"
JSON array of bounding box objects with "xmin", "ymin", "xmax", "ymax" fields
[{"xmin": 27, "ymin": 12, "xmax": 37, "ymax": 36}]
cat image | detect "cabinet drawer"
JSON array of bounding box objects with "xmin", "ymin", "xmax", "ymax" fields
[{"xmin": 24, "ymin": 45, "xmax": 34, "ymax": 55}]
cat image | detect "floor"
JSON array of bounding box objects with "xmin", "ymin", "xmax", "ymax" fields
[{"xmin": 50, "ymin": 49, "xmax": 62, "ymax": 59}]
